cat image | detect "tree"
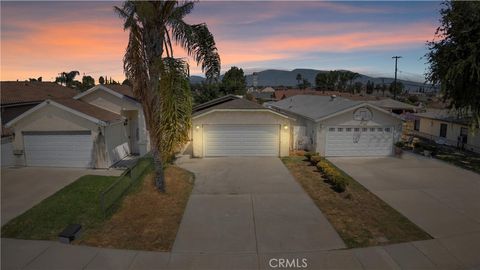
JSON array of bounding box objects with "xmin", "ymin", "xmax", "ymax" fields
[
  {"xmin": 366, "ymin": 80, "xmax": 374, "ymax": 94},
  {"xmin": 192, "ymin": 82, "xmax": 220, "ymax": 104},
  {"xmin": 221, "ymin": 66, "xmax": 246, "ymax": 95},
  {"xmin": 81, "ymin": 75, "xmax": 95, "ymax": 90},
  {"xmin": 296, "ymin": 73, "xmax": 302, "ymax": 86},
  {"xmin": 354, "ymin": 81, "xmax": 363, "ymax": 94},
  {"xmin": 37, "ymin": 77, "xmax": 42, "ymax": 82},
  {"xmin": 122, "ymin": 79, "xmax": 132, "ymax": 86},
  {"xmin": 315, "ymin": 72, "xmax": 328, "ymax": 93},
  {"xmin": 389, "ymin": 81, "xmax": 404, "ymax": 96},
  {"xmin": 99, "ymin": 76, "xmax": 105, "ymax": 85},
  {"xmin": 426, "ymin": 1, "xmax": 480, "ymax": 126},
  {"xmin": 115, "ymin": 1, "xmax": 220, "ymax": 191}
]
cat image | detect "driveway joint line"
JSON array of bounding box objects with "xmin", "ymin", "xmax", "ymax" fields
[
  {"xmin": 249, "ymin": 194, "xmax": 261, "ymax": 269},
  {"xmin": 20, "ymin": 241, "xmax": 53, "ymax": 270}
]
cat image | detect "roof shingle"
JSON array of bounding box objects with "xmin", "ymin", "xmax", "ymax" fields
[{"xmin": 1, "ymin": 81, "xmax": 77, "ymax": 105}]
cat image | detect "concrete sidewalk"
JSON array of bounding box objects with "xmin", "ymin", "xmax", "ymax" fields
[{"xmin": 2, "ymin": 233, "xmax": 480, "ymax": 269}]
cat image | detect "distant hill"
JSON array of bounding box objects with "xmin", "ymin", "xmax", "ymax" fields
[{"xmin": 189, "ymin": 68, "xmax": 438, "ymax": 93}]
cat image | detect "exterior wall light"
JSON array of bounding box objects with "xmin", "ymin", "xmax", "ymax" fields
[
  {"xmin": 196, "ymin": 125, "xmax": 201, "ymax": 129},
  {"xmin": 284, "ymin": 125, "xmax": 289, "ymax": 130}
]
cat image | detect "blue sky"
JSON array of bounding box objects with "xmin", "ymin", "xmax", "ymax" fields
[{"xmin": 1, "ymin": 1, "xmax": 442, "ymax": 82}]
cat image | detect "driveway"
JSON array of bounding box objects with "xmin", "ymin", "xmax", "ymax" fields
[
  {"xmin": 329, "ymin": 152, "xmax": 480, "ymax": 239},
  {"xmin": 1, "ymin": 167, "xmax": 122, "ymax": 225},
  {"xmin": 174, "ymin": 157, "xmax": 345, "ymax": 254}
]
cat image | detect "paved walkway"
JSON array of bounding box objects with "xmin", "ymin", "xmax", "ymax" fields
[
  {"xmin": 173, "ymin": 157, "xmax": 345, "ymax": 253},
  {"xmin": 329, "ymin": 152, "xmax": 480, "ymax": 239},
  {"xmin": 1, "ymin": 167, "xmax": 122, "ymax": 225},
  {"xmin": 3, "ymin": 232, "xmax": 480, "ymax": 269}
]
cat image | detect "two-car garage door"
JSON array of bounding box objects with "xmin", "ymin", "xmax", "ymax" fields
[
  {"xmin": 204, "ymin": 125, "xmax": 279, "ymax": 156},
  {"xmin": 325, "ymin": 126, "xmax": 393, "ymax": 156},
  {"xmin": 23, "ymin": 131, "xmax": 94, "ymax": 167}
]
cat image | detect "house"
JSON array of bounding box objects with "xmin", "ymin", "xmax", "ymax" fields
[
  {"xmin": 266, "ymin": 95, "xmax": 403, "ymax": 157},
  {"xmin": 367, "ymin": 98, "xmax": 418, "ymax": 114},
  {"xmin": 191, "ymin": 95, "xmax": 293, "ymax": 157},
  {"xmin": 1, "ymin": 82, "xmax": 77, "ymax": 136},
  {"xmin": 4, "ymin": 84, "xmax": 150, "ymax": 168},
  {"xmin": 260, "ymin": 86, "xmax": 276, "ymax": 93},
  {"xmin": 413, "ymin": 109, "xmax": 480, "ymax": 153},
  {"xmin": 251, "ymin": 91, "xmax": 276, "ymax": 103}
]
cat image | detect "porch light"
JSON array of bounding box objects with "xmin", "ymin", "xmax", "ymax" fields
[
  {"xmin": 196, "ymin": 125, "xmax": 201, "ymax": 129},
  {"xmin": 284, "ymin": 125, "xmax": 289, "ymax": 130}
]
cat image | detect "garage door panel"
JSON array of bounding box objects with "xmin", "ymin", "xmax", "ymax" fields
[
  {"xmin": 204, "ymin": 125, "xmax": 279, "ymax": 157},
  {"xmin": 24, "ymin": 132, "xmax": 94, "ymax": 168},
  {"xmin": 325, "ymin": 126, "xmax": 393, "ymax": 157}
]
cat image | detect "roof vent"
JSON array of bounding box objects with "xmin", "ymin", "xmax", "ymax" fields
[{"xmin": 330, "ymin": 95, "xmax": 337, "ymax": 101}]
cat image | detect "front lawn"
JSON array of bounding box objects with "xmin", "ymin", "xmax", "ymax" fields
[
  {"xmin": 411, "ymin": 140, "xmax": 480, "ymax": 174},
  {"xmin": 1, "ymin": 175, "xmax": 118, "ymax": 240},
  {"xmin": 282, "ymin": 156, "xmax": 431, "ymax": 248},
  {"xmin": 78, "ymin": 166, "xmax": 194, "ymax": 251}
]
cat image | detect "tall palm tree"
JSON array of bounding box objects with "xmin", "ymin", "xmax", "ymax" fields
[{"xmin": 115, "ymin": 1, "xmax": 220, "ymax": 191}]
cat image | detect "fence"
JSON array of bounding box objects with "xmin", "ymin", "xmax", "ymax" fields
[{"xmin": 99, "ymin": 155, "xmax": 154, "ymax": 217}]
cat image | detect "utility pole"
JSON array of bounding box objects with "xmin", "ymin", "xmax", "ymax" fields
[{"xmin": 392, "ymin": 56, "xmax": 402, "ymax": 100}]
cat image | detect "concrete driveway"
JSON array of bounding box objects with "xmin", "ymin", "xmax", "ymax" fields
[
  {"xmin": 329, "ymin": 152, "xmax": 480, "ymax": 239},
  {"xmin": 1, "ymin": 167, "xmax": 122, "ymax": 225},
  {"xmin": 174, "ymin": 157, "xmax": 345, "ymax": 254}
]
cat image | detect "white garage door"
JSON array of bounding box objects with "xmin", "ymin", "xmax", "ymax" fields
[
  {"xmin": 204, "ymin": 125, "xmax": 279, "ymax": 156},
  {"xmin": 325, "ymin": 126, "xmax": 393, "ymax": 156},
  {"xmin": 23, "ymin": 131, "xmax": 94, "ymax": 167}
]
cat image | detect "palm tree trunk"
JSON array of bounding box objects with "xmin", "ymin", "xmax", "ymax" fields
[{"xmin": 152, "ymin": 148, "xmax": 165, "ymax": 192}]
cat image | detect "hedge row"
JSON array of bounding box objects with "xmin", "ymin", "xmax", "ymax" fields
[{"xmin": 304, "ymin": 152, "xmax": 349, "ymax": 192}]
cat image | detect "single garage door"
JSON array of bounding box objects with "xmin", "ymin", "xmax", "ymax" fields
[
  {"xmin": 325, "ymin": 126, "xmax": 393, "ymax": 156},
  {"xmin": 23, "ymin": 131, "xmax": 94, "ymax": 167},
  {"xmin": 204, "ymin": 125, "xmax": 279, "ymax": 156}
]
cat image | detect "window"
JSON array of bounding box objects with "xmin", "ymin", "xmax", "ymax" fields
[
  {"xmin": 329, "ymin": 127, "xmax": 335, "ymax": 132},
  {"xmin": 385, "ymin": 127, "xmax": 391, "ymax": 132},
  {"xmin": 439, "ymin": 123, "xmax": 447, "ymax": 138},
  {"xmin": 337, "ymin": 128, "xmax": 343, "ymax": 132},
  {"xmin": 370, "ymin": 128, "xmax": 375, "ymax": 132},
  {"xmin": 362, "ymin": 128, "xmax": 368, "ymax": 132},
  {"xmin": 414, "ymin": 119, "xmax": 420, "ymax": 131},
  {"xmin": 346, "ymin": 128, "xmax": 352, "ymax": 132},
  {"xmin": 354, "ymin": 128, "xmax": 360, "ymax": 132},
  {"xmin": 377, "ymin": 128, "xmax": 383, "ymax": 132}
]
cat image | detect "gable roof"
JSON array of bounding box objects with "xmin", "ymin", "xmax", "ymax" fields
[
  {"xmin": 0, "ymin": 81, "xmax": 77, "ymax": 105},
  {"xmin": 192, "ymin": 94, "xmax": 240, "ymax": 112},
  {"xmin": 368, "ymin": 98, "xmax": 417, "ymax": 111},
  {"xmin": 193, "ymin": 96, "xmax": 293, "ymax": 120},
  {"xmin": 74, "ymin": 84, "xmax": 137, "ymax": 101},
  {"xmin": 6, "ymin": 98, "xmax": 123, "ymax": 128},
  {"xmin": 415, "ymin": 109, "xmax": 470, "ymax": 125},
  {"xmin": 269, "ymin": 95, "xmax": 361, "ymax": 121}
]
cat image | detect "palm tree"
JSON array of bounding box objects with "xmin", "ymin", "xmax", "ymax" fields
[{"xmin": 115, "ymin": 1, "xmax": 220, "ymax": 191}]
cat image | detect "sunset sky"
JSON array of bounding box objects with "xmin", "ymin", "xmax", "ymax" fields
[{"xmin": 1, "ymin": 1, "xmax": 442, "ymax": 83}]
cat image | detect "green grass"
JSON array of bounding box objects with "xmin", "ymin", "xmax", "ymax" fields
[
  {"xmin": 282, "ymin": 156, "xmax": 432, "ymax": 248},
  {"xmin": 1, "ymin": 175, "xmax": 117, "ymax": 240}
]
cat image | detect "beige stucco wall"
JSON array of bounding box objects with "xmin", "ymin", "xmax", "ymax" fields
[
  {"xmin": 104, "ymin": 121, "xmax": 130, "ymax": 165},
  {"xmin": 9, "ymin": 104, "xmax": 100, "ymax": 166},
  {"xmin": 315, "ymin": 106, "xmax": 402, "ymax": 155},
  {"xmin": 192, "ymin": 110, "xmax": 292, "ymax": 157},
  {"xmin": 79, "ymin": 90, "xmax": 138, "ymax": 114},
  {"xmin": 418, "ymin": 118, "xmax": 480, "ymax": 152}
]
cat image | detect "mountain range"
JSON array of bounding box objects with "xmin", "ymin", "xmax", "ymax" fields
[{"xmin": 190, "ymin": 68, "xmax": 438, "ymax": 93}]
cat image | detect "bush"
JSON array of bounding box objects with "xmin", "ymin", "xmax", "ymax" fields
[
  {"xmin": 310, "ymin": 155, "xmax": 323, "ymax": 165},
  {"xmin": 304, "ymin": 152, "xmax": 318, "ymax": 161},
  {"xmin": 395, "ymin": 141, "xmax": 405, "ymax": 148},
  {"xmin": 316, "ymin": 160, "xmax": 348, "ymax": 192}
]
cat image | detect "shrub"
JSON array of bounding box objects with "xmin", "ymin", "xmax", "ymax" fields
[
  {"xmin": 310, "ymin": 155, "xmax": 323, "ymax": 165},
  {"xmin": 395, "ymin": 141, "xmax": 405, "ymax": 148},
  {"xmin": 304, "ymin": 152, "xmax": 318, "ymax": 161},
  {"xmin": 316, "ymin": 160, "xmax": 349, "ymax": 192}
]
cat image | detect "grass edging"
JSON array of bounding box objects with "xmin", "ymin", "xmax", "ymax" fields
[{"xmin": 282, "ymin": 156, "xmax": 432, "ymax": 248}]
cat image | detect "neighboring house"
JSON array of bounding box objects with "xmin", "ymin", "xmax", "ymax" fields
[
  {"xmin": 261, "ymin": 86, "xmax": 276, "ymax": 93},
  {"xmin": 191, "ymin": 95, "xmax": 293, "ymax": 157},
  {"xmin": 367, "ymin": 98, "xmax": 418, "ymax": 114},
  {"xmin": 4, "ymin": 84, "xmax": 150, "ymax": 168},
  {"xmin": 413, "ymin": 109, "xmax": 480, "ymax": 153},
  {"xmin": 251, "ymin": 91, "xmax": 276, "ymax": 103},
  {"xmin": 266, "ymin": 95, "xmax": 403, "ymax": 157}
]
